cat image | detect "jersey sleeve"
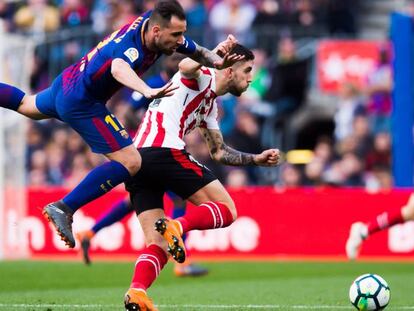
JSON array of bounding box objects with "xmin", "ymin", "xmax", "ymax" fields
[
  {"xmin": 112, "ymin": 41, "xmax": 141, "ymax": 67},
  {"xmin": 176, "ymin": 36, "xmax": 197, "ymax": 55},
  {"xmin": 205, "ymin": 100, "xmax": 220, "ymax": 130}
]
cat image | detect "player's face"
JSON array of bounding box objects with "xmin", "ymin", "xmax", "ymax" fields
[
  {"xmin": 228, "ymin": 60, "xmax": 254, "ymax": 97},
  {"xmin": 155, "ymin": 16, "xmax": 186, "ymax": 55}
]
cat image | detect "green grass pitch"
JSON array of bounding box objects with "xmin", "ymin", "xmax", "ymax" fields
[{"xmin": 1, "ymin": 260, "xmax": 414, "ymax": 310}]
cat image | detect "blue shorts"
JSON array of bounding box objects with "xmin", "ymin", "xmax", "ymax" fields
[{"xmin": 35, "ymin": 75, "xmax": 132, "ymax": 154}]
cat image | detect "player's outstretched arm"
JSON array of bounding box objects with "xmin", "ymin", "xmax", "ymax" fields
[
  {"xmin": 179, "ymin": 35, "xmax": 241, "ymax": 78},
  {"xmin": 189, "ymin": 39, "xmax": 244, "ymax": 70},
  {"xmin": 199, "ymin": 128, "xmax": 281, "ymax": 167},
  {"xmin": 111, "ymin": 58, "xmax": 178, "ymax": 99}
]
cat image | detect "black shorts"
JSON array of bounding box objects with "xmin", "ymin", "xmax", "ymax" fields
[{"xmin": 125, "ymin": 147, "xmax": 217, "ymax": 214}]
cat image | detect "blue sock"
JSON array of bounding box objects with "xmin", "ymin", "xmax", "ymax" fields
[
  {"xmin": 92, "ymin": 199, "xmax": 132, "ymax": 233},
  {"xmin": 63, "ymin": 160, "xmax": 131, "ymax": 213},
  {"xmin": 0, "ymin": 83, "xmax": 25, "ymax": 111}
]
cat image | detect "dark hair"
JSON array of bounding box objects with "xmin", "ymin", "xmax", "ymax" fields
[
  {"xmin": 230, "ymin": 44, "xmax": 255, "ymax": 61},
  {"xmin": 150, "ymin": 0, "xmax": 186, "ymax": 26}
]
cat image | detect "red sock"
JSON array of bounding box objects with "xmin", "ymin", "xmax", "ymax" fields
[
  {"xmin": 130, "ymin": 244, "xmax": 168, "ymax": 290},
  {"xmin": 177, "ymin": 201, "xmax": 234, "ymax": 234},
  {"xmin": 367, "ymin": 209, "xmax": 404, "ymax": 235}
]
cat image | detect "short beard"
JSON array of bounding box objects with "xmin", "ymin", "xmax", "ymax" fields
[
  {"xmin": 162, "ymin": 49, "xmax": 174, "ymax": 56},
  {"xmin": 229, "ymin": 87, "xmax": 243, "ymax": 97}
]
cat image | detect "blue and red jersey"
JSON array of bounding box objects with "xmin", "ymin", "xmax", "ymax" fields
[{"xmin": 60, "ymin": 10, "xmax": 196, "ymax": 102}]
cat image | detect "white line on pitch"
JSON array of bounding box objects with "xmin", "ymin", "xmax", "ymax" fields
[{"xmin": 0, "ymin": 303, "xmax": 412, "ymax": 310}]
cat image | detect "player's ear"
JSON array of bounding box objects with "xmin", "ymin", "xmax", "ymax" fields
[
  {"xmin": 226, "ymin": 67, "xmax": 233, "ymax": 79},
  {"xmin": 152, "ymin": 24, "xmax": 161, "ymax": 37}
]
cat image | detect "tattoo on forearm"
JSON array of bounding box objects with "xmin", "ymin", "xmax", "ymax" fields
[
  {"xmin": 202, "ymin": 129, "xmax": 256, "ymax": 166},
  {"xmin": 221, "ymin": 145, "xmax": 256, "ymax": 166},
  {"xmin": 191, "ymin": 45, "xmax": 220, "ymax": 68}
]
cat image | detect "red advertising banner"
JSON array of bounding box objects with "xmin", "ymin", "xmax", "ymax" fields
[
  {"xmin": 8, "ymin": 187, "xmax": 414, "ymax": 259},
  {"xmin": 317, "ymin": 40, "xmax": 389, "ymax": 93}
]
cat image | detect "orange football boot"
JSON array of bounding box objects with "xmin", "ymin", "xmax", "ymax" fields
[
  {"xmin": 154, "ymin": 218, "xmax": 186, "ymax": 263},
  {"xmin": 75, "ymin": 230, "xmax": 95, "ymax": 265},
  {"xmin": 124, "ymin": 288, "xmax": 157, "ymax": 311}
]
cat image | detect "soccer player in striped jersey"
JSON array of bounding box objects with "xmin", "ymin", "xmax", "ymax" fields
[
  {"xmin": 0, "ymin": 0, "xmax": 242, "ymax": 249},
  {"xmin": 346, "ymin": 193, "xmax": 414, "ymax": 260},
  {"xmin": 123, "ymin": 43, "xmax": 281, "ymax": 310},
  {"xmin": 76, "ymin": 54, "xmax": 207, "ymax": 276}
]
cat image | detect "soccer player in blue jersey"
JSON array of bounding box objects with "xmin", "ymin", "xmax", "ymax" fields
[{"xmin": 0, "ymin": 0, "xmax": 242, "ymax": 248}]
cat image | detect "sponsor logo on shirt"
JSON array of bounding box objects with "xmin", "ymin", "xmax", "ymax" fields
[{"xmin": 124, "ymin": 48, "xmax": 139, "ymax": 62}]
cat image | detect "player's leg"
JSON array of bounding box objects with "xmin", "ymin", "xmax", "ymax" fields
[
  {"xmin": 156, "ymin": 180, "xmax": 235, "ymax": 263},
  {"xmin": 43, "ymin": 103, "xmax": 141, "ymax": 248},
  {"xmin": 168, "ymin": 192, "xmax": 209, "ymax": 277},
  {"xmin": 77, "ymin": 197, "xmax": 133, "ymax": 264},
  {"xmin": 124, "ymin": 170, "xmax": 169, "ymax": 311},
  {"xmin": 346, "ymin": 193, "xmax": 414, "ymax": 260},
  {"xmin": 154, "ymin": 149, "xmax": 235, "ymax": 263},
  {"xmin": 125, "ymin": 208, "xmax": 167, "ymax": 311},
  {"xmin": 178, "ymin": 180, "xmax": 236, "ymax": 232},
  {"xmin": 0, "ymin": 83, "xmax": 52, "ymax": 119}
]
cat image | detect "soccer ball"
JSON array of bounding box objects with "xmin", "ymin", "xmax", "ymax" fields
[{"xmin": 349, "ymin": 274, "xmax": 391, "ymax": 310}]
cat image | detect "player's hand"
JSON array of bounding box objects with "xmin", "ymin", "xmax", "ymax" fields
[
  {"xmin": 253, "ymin": 149, "xmax": 281, "ymax": 167},
  {"xmin": 215, "ymin": 34, "xmax": 238, "ymax": 57},
  {"xmin": 213, "ymin": 52, "xmax": 245, "ymax": 70},
  {"xmin": 143, "ymin": 81, "xmax": 179, "ymax": 99}
]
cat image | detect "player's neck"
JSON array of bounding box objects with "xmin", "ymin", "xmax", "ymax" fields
[
  {"xmin": 143, "ymin": 29, "xmax": 157, "ymax": 52},
  {"xmin": 214, "ymin": 70, "xmax": 228, "ymax": 96}
]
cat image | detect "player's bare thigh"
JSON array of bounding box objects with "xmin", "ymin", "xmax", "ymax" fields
[
  {"xmin": 18, "ymin": 95, "xmax": 49, "ymax": 120},
  {"xmin": 138, "ymin": 208, "xmax": 169, "ymax": 249},
  {"xmin": 187, "ymin": 180, "xmax": 237, "ymax": 220}
]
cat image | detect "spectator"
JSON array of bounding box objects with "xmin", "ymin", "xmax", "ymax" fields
[
  {"xmin": 228, "ymin": 109, "xmax": 263, "ymax": 184},
  {"xmin": 326, "ymin": 0, "xmax": 358, "ymax": 36},
  {"xmin": 226, "ymin": 168, "xmax": 249, "ymax": 188},
  {"xmin": 14, "ymin": 0, "xmax": 60, "ymax": 34},
  {"xmin": 365, "ymin": 46, "xmax": 393, "ymax": 133},
  {"xmin": 209, "ymin": 0, "xmax": 257, "ymax": 44},
  {"xmin": 0, "ymin": 0, "xmax": 16, "ymax": 32},
  {"xmin": 279, "ymin": 163, "xmax": 302, "ymax": 188},
  {"xmin": 107, "ymin": 0, "xmax": 137, "ymax": 31},
  {"xmin": 264, "ymin": 36, "xmax": 309, "ymax": 120},
  {"xmin": 365, "ymin": 132, "xmax": 391, "ymax": 172},
  {"xmin": 181, "ymin": 0, "xmax": 207, "ymax": 30},
  {"xmin": 352, "ymin": 115, "xmax": 373, "ymax": 158},
  {"xmin": 61, "ymin": 0, "xmax": 90, "ymax": 28},
  {"xmin": 333, "ymin": 82, "xmax": 365, "ymax": 142}
]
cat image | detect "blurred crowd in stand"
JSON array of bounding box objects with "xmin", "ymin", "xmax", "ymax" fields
[{"xmin": 0, "ymin": 0, "xmax": 396, "ymax": 190}]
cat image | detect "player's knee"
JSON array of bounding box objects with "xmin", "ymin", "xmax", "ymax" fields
[
  {"xmin": 402, "ymin": 203, "xmax": 414, "ymax": 221},
  {"xmin": 18, "ymin": 95, "xmax": 43, "ymax": 120},
  {"xmin": 116, "ymin": 149, "xmax": 142, "ymax": 175}
]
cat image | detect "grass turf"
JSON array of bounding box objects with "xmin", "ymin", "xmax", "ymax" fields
[{"xmin": 1, "ymin": 260, "xmax": 414, "ymax": 310}]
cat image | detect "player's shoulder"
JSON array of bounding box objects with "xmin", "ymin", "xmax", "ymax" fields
[{"xmin": 200, "ymin": 67, "xmax": 213, "ymax": 76}]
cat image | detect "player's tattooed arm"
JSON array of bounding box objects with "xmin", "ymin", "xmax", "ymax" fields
[
  {"xmin": 180, "ymin": 35, "xmax": 242, "ymax": 78},
  {"xmin": 189, "ymin": 42, "xmax": 244, "ymax": 70},
  {"xmin": 199, "ymin": 128, "xmax": 281, "ymax": 167}
]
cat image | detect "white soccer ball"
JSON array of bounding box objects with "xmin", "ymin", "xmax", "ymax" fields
[{"xmin": 349, "ymin": 274, "xmax": 391, "ymax": 310}]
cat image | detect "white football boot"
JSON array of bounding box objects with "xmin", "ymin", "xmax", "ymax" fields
[{"xmin": 346, "ymin": 222, "xmax": 368, "ymax": 260}]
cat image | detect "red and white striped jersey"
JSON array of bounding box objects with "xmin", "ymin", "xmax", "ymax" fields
[{"xmin": 134, "ymin": 67, "xmax": 219, "ymax": 150}]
